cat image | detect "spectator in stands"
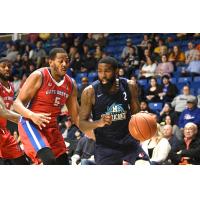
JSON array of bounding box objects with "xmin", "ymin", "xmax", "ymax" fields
[
  {"xmin": 139, "ymin": 34, "xmax": 150, "ymax": 49},
  {"xmin": 32, "ymin": 41, "xmax": 47, "ymax": 68},
  {"xmin": 168, "ymin": 45, "xmax": 186, "ymax": 67},
  {"xmin": 12, "ymin": 73, "xmax": 21, "ymax": 97},
  {"xmin": 82, "ymin": 51, "xmax": 97, "ymax": 72},
  {"xmin": 162, "ymin": 125, "xmax": 180, "ymax": 151},
  {"xmin": 71, "ymin": 52, "xmax": 83, "ymax": 73},
  {"xmin": 140, "ymin": 100, "xmax": 153, "ymax": 113},
  {"xmin": 178, "ymin": 96, "xmax": 200, "ymax": 131},
  {"xmin": 159, "ymin": 103, "xmax": 178, "ymax": 125},
  {"xmin": 163, "ymin": 115, "xmax": 183, "ymax": 141},
  {"xmin": 185, "ymin": 42, "xmax": 199, "ymax": 64},
  {"xmin": 6, "ymin": 43, "xmax": 19, "ymax": 62},
  {"xmin": 141, "ymin": 123, "xmax": 171, "ymax": 164},
  {"xmin": 168, "ymin": 122, "xmax": 200, "ymax": 165},
  {"xmin": 146, "ymin": 77, "xmax": 162, "ymax": 102},
  {"xmin": 121, "ymin": 38, "xmax": 138, "ymax": 60},
  {"xmin": 27, "ymin": 33, "xmax": 39, "ymax": 44},
  {"xmin": 3, "ymin": 42, "xmax": 12, "ymax": 56},
  {"xmin": 95, "ymin": 33, "xmax": 107, "ymax": 48},
  {"xmin": 23, "ymin": 44, "xmax": 34, "ymax": 60},
  {"xmin": 69, "ymin": 46, "xmax": 78, "ymax": 62},
  {"xmin": 83, "ymin": 33, "xmax": 96, "ymax": 50},
  {"xmin": 171, "ymin": 85, "xmax": 196, "ymax": 117},
  {"xmin": 130, "ymin": 75, "xmax": 145, "ymax": 101},
  {"xmin": 71, "ymin": 135, "xmax": 95, "ymax": 165},
  {"xmin": 61, "ymin": 33, "xmax": 74, "ymax": 52},
  {"xmin": 73, "ymin": 37, "xmax": 82, "ymax": 54},
  {"xmin": 118, "ymin": 68, "xmax": 126, "ymax": 78},
  {"xmin": 123, "ymin": 46, "xmax": 140, "ymax": 76},
  {"xmin": 77, "ymin": 77, "xmax": 89, "ymax": 104},
  {"xmin": 158, "ymin": 75, "xmax": 178, "ymax": 102},
  {"xmin": 155, "ymin": 55, "xmax": 174, "ymax": 77},
  {"xmin": 154, "ymin": 38, "xmax": 167, "ymax": 55},
  {"xmin": 94, "ymin": 46, "xmax": 103, "ymax": 61},
  {"xmin": 184, "ymin": 52, "xmax": 200, "ymax": 77},
  {"xmin": 139, "ymin": 56, "xmax": 157, "ymax": 79}
]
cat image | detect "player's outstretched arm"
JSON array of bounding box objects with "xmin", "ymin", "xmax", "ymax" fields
[
  {"xmin": 66, "ymin": 79, "xmax": 79, "ymax": 127},
  {"xmin": 0, "ymin": 96, "xmax": 20, "ymax": 124},
  {"xmin": 128, "ymin": 80, "xmax": 140, "ymax": 115},
  {"xmin": 79, "ymin": 86, "xmax": 112, "ymax": 134},
  {"xmin": 13, "ymin": 71, "xmax": 51, "ymax": 129}
]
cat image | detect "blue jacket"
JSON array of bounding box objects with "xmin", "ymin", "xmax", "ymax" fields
[{"xmin": 178, "ymin": 107, "xmax": 200, "ymax": 128}]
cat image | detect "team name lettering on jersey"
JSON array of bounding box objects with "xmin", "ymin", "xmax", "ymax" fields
[
  {"xmin": 101, "ymin": 103, "xmax": 127, "ymax": 121},
  {"xmin": 46, "ymin": 90, "xmax": 69, "ymax": 98}
]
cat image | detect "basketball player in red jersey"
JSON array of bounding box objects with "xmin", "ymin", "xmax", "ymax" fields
[
  {"xmin": 13, "ymin": 48, "xmax": 79, "ymax": 165},
  {"xmin": 0, "ymin": 57, "xmax": 29, "ymax": 165}
]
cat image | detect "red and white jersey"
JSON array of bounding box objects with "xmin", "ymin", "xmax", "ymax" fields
[
  {"xmin": 28, "ymin": 67, "xmax": 73, "ymax": 127},
  {"xmin": 0, "ymin": 82, "xmax": 14, "ymax": 128}
]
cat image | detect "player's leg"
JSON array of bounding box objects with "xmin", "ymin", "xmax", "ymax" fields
[
  {"xmin": 18, "ymin": 118, "xmax": 52, "ymax": 164},
  {"xmin": 37, "ymin": 147, "xmax": 56, "ymax": 165},
  {"xmin": 56, "ymin": 153, "xmax": 69, "ymax": 165}
]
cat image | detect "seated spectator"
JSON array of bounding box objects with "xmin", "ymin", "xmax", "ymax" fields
[
  {"xmin": 94, "ymin": 46, "xmax": 103, "ymax": 61},
  {"xmin": 183, "ymin": 53, "xmax": 200, "ymax": 77},
  {"xmin": 71, "ymin": 135, "xmax": 95, "ymax": 165},
  {"xmin": 118, "ymin": 68, "xmax": 126, "ymax": 78},
  {"xmin": 145, "ymin": 77, "xmax": 162, "ymax": 102},
  {"xmin": 27, "ymin": 33, "xmax": 39, "ymax": 44},
  {"xmin": 140, "ymin": 100, "xmax": 154, "ymax": 113},
  {"xmin": 130, "ymin": 75, "xmax": 145, "ymax": 101},
  {"xmin": 141, "ymin": 123, "xmax": 171, "ymax": 164},
  {"xmin": 168, "ymin": 122, "xmax": 200, "ymax": 165},
  {"xmin": 168, "ymin": 45, "xmax": 186, "ymax": 67},
  {"xmin": 159, "ymin": 103, "xmax": 178, "ymax": 125},
  {"xmin": 121, "ymin": 38, "xmax": 138, "ymax": 60},
  {"xmin": 139, "ymin": 34, "xmax": 150, "ymax": 50},
  {"xmin": 61, "ymin": 33, "xmax": 74, "ymax": 52},
  {"xmin": 83, "ymin": 51, "xmax": 97, "ymax": 72},
  {"xmin": 153, "ymin": 38, "xmax": 167, "ymax": 56},
  {"xmin": 171, "ymin": 85, "xmax": 196, "ymax": 117},
  {"xmin": 95, "ymin": 33, "xmax": 107, "ymax": 48},
  {"xmin": 71, "ymin": 52, "xmax": 83, "ymax": 73},
  {"xmin": 6, "ymin": 43, "xmax": 19, "ymax": 62},
  {"xmin": 32, "ymin": 41, "xmax": 47, "ymax": 68},
  {"xmin": 162, "ymin": 125, "xmax": 180, "ymax": 151},
  {"xmin": 185, "ymin": 42, "xmax": 199, "ymax": 64},
  {"xmin": 158, "ymin": 75, "xmax": 178, "ymax": 102},
  {"xmin": 155, "ymin": 55, "xmax": 174, "ymax": 77},
  {"xmin": 163, "ymin": 115, "xmax": 183, "ymax": 142},
  {"xmin": 69, "ymin": 46, "xmax": 78, "ymax": 62},
  {"xmin": 139, "ymin": 56, "xmax": 157, "ymax": 79},
  {"xmin": 77, "ymin": 77, "xmax": 89, "ymax": 104},
  {"xmin": 12, "ymin": 74, "xmax": 22, "ymax": 97},
  {"xmin": 178, "ymin": 96, "xmax": 200, "ymax": 131},
  {"xmin": 83, "ymin": 33, "xmax": 96, "ymax": 50},
  {"xmin": 123, "ymin": 47, "xmax": 140, "ymax": 77},
  {"xmin": 23, "ymin": 44, "xmax": 34, "ymax": 60}
]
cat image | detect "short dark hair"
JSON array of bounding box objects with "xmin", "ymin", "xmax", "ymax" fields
[
  {"xmin": 98, "ymin": 56, "xmax": 118, "ymax": 70},
  {"xmin": 49, "ymin": 48, "xmax": 67, "ymax": 60}
]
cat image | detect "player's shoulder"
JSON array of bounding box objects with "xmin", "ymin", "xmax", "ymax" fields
[{"xmin": 82, "ymin": 85, "xmax": 95, "ymax": 97}]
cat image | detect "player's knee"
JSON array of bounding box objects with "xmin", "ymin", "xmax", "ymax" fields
[{"xmin": 37, "ymin": 147, "xmax": 56, "ymax": 165}]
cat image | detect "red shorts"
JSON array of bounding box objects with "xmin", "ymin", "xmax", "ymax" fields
[
  {"xmin": 18, "ymin": 117, "xmax": 67, "ymax": 164},
  {"xmin": 0, "ymin": 128, "xmax": 24, "ymax": 159}
]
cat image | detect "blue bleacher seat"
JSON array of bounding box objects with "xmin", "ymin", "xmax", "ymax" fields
[
  {"xmin": 178, "ymin": 77, "xmax": 192, "ymax": 84},
  {"xmin": 170, "ymin": 77, "xmax": 176, "ymax": 84},
  {"xmin": 88, "ymin": 72, "xmax": 98, "ymax": 83},
  {"xmin": 193, "ymin": 76, "xmax": 200, "ymax": 82},
  {"xmin": 148, "ymin": 102, "xmax": 163, "ymax": 113},
  {"xmin": 75, "ymin": 72, "xmax": 88, "ymax": 84},
  {"xmin": 138, "ymin": 79, "xmax": 148, "ymax": 87}
]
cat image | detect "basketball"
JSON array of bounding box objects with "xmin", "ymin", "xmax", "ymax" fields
[{"xmin": 128, "ymin": 112, "xmax": 157, "ymax": 141}]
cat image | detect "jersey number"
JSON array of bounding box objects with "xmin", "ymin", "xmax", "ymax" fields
[
  {"xmin": 123, "ymin": 92, "xmax": 127, "ymax": 101},
  {"xmin": 54, "ymin": 97, "xmax": 61, "ymax": 106}
]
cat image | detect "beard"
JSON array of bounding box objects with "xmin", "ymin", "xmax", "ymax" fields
[
  {"xmin": 0, "ymin": 73, "xmax": 10, "ymax": 81},
  {"xmin": 99, "ymin": 76, "xmax": 116, "ymax": 93}
]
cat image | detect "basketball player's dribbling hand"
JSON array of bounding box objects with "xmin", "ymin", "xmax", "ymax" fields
[
  {"xmin": 98, "ymin": 114, "xmax": 112, "ymax": 127},
  {"xmin": 29, "ymin": 112, "xmax": 51, "ymax": 130}
]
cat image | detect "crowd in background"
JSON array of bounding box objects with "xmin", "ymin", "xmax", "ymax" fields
[{"xmin": 1, "ymin": 33, "xmax": 200, "ymax": 165}]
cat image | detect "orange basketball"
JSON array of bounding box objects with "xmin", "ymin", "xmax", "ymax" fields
[{"xmin": 128, "ymin": 112, "xmax": 157, "ymax": 141}]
